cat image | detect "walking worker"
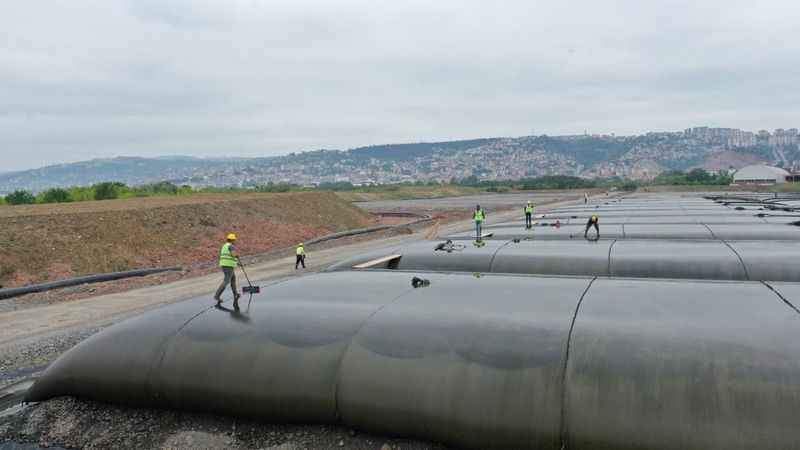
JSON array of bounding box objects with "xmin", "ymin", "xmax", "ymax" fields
[
  {"xmin": 584, "ymin": 214, "xmax": 600, "ymax": 239},
  {"xmin": 295, "ymin": 242, "xmax": 306, "ymax": 269},
  {"xmin": 524, "ymin": 201, "xmax": 534, "ymax": 229},
  {"xmin": 214, "ymin": 233, "xmax": 241, "ymax": 308},
  {"xmin": 473, "ymin": 204, "xmax": 486, "ymax": 240},
  {"xmin": 584, "ymin": 192, "xmax": 589, "ymax": 204}
]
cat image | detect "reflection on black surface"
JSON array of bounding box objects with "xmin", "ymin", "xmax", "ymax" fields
[{"xmin": 214, "ymin": 304, "xmax": 251, "ymax": 324}]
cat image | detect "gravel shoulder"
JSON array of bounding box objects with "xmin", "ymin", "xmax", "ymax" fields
[{"xmin": 2, "ymin": 397, "xmax": 448, "ymax": 450}]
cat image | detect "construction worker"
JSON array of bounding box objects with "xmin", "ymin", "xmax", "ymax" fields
[
  {"xmin": 584, "ymin": 192, "xmax": 589, "ymax": 204},
  {"xmin": 295, "ymin": 243, "xmax": 306, "ymax": 269},
  {"xmin": 584, "ymin": 214, "xmax": 599, "ymax": 239},
  {"xmin": 524, "ymin": 201, "xmax": 534, "ymax": 229},
  {"xmin": 473, "ymin": 204, "xmax": 486, "ymax": 240},
  {"xmin": 214, "ymin": 233, "xmax": 241, "ymax": 309}
]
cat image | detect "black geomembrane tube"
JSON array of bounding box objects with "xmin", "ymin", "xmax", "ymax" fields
[{"xmin": 26, "ymin": 271, "xmax": 800, "ymax": 450}]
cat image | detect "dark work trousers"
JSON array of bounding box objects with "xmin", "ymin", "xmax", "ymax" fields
[
  {"xmin": 525, "ymin": 212, "xmax": 532, "ymax": 228},
  {"xmin": 585, "ymin": 221, "xmax": 600, "ymax": 237},
  {"xmin": 296, "ymin": 254, "xmax": 306, "ymax": 269},
  {"xmin": 215, "ymin": 267, "xmax": 238, "ymax": 299}
]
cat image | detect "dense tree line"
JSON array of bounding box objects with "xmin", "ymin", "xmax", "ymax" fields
[
  {"xmin": 652, "ymin": 169, "xmax": 733, "ymax": 186},
  {"xmin": 2, "ymin": 181, "xmax": 193, "ymax": 205},
  {"xmin": 451, "ymin": 175, "xmax": 599, "ymax": 190}
]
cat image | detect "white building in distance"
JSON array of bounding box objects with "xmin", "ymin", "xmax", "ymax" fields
[{"xmin": 733, "ymin": 165, "xmax": 790, "ymax": 185}]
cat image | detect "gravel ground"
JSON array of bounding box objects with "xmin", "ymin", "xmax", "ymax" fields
[
  {"xmin": 0, "ymin": 327, "xmax": 103, "ymax": 386},
  {"xmin": 1, "ymin": 397, "xmax": 449, "ymax": 450}
]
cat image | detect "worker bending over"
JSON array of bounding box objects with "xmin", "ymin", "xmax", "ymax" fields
[
  {"xmin": 473, "ymin": 205, "xmax": 486, "ymax": 240},
  {"xmin": 524, "ymin": 201, "xmax": 534, "ymax": 229},
  {"xmin": 584, "ymin": 214, "xmax": 599, "ymax": 239},
  {"xmin": 215, "ymin": 233, "xmax": 241, "ymax": 309},
  {"xmin": 295, "ymin": 242, "xmax": 306, "ymax": 269}
]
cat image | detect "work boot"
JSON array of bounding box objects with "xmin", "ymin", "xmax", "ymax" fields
[{"xmin": 233, "ymin": 298, "xmax": 240, "ymax": 311}]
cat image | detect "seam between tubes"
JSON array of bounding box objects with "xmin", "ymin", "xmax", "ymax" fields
[
  {"xmin": 558, "ymin": 276, "xmax": 597, "ymax": 450},
  {"xmin": 606, "ymin": 240, "xmax": 617, "ymax": 277},
  {"xmin": 331, "ymin": 286, "xmax": 417, "ymax": 422},
  {"xmin": 762, "ymin": 281, "xmax": 800, "ymax": 315},
  {"xmin": 488, "ymin": 240, "xmax": 513, "ymax": 272},
  {"xmin": 702, "ymin": 222, "xmax": 751, "ymax": 280}
]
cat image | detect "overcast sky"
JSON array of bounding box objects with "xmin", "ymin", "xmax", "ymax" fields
[{"xmin": 1, "ymin": 0, "xmax": 799, "ymax": 171}]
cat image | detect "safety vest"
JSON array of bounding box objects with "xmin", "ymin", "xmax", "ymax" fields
[
  {"xmin": 296, "ymin": 246, "xmax": 305, "ymax": 256},
  {"xmin": 525, "ymin": 205, "xmax": 533, "ymax": 214},
  {"xmin": 591, "ymin": 215, "xmax": 598, "ymax": 223},
  {"xmin": 219, "ymin": 242, "xmax": 237, "ymax": 268},
  {"xmin": 474, "ymin": 210, "xmax": 485, "ymax": 222}
]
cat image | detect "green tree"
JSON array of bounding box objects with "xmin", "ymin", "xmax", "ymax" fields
[
  {"xmin": 621, "ymin": 180, "xmax": 640, "ymax": 191},
  {"xmin": 149, "ymin": 181, "xmax": 179, "ymax": 194},
  {"xmin": 5, "ymin": 190, "xmax": 36, "ymax": 205},
  {"xmin": 67, "ymin": 186, "xmax": 96, "ymax": 201},
  {"xmin": 686, "ymin": 168, "xmax": 712, "ymax": 184},
  {"xmin": 41, "ymin": 187, "xmax": 72, "ymax": 203},
  {"xmin": 93, "ymin": 182, "xmax": 125, "ymax": 200}
]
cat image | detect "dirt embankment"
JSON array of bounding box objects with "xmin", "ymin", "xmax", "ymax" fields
[
  {"xmin": 334, "ymin": 186, "xmax": 479, "ymax": 202},
  {"xmin": 0, "ymin": 192, "xmax": 375, "ymax": 288}
]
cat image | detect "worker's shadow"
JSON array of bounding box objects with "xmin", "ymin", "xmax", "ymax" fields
[{"xmin": 214, "ymin": 303, "xmax": 252, "ymax": 324}]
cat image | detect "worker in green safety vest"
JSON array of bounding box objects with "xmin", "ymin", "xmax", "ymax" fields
[
  {"xmin": 295, "ymin": 243, "xmax": 306, "ymax": 269},
  {"xmin": 473, "ymin": 204, "xmax": 486, "ymax": 241},
  {"xmin": 214, "ymin": 233, "xmax": 241, "ymax": 308},
  {"xmin": 524, "ymin": 201, "xmax": 534, "ymax": 229}
]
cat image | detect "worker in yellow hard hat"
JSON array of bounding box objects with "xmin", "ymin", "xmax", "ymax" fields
[
  {"xmin": 214, "ymin": 233, "xmax": 241, "ymax": 308},
  {"xmin": 295, "ymin": 242, "xmax": 306, "ymax": 270},
  {"xmin": 584, "ymin": 214, "xmax": 599, "ymax": 240}
]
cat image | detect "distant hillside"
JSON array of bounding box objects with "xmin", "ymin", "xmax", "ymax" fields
[
  {"xmin": 2, "ymin": 128, "xmax": 797, "ymax": 193},
  {"xmin": 349, "ymin": 138, "xmax": 500, "ymax": 161},
  {"xmin": 0, "ymin": 157, "xmax": 238, "ymax": 193}
]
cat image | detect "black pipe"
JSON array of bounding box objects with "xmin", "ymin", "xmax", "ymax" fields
[
  {"xmin": 0, "ymin": 267, "xmax": 182, "ymax": 301},
  {"xmin": 305, "ymin": 215, "xmax": 432, "ymax": 246}
]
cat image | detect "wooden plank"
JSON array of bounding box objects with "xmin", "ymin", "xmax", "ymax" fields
[{"xmin": 352, "ymin": 254, "xmax": 402, "ymax": 269}]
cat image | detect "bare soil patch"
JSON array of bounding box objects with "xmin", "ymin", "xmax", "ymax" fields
[{"xmin": 0, "ymin": 192, "xmax": 374, "ymax": 288}]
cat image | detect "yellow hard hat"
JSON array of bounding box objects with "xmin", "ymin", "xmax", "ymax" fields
[
  {"xmin": 227, "ymin": 233, "xmax": 237, "ymax": 241},
  {"xmin": 298, "ymin": 242, "xmax": 304, "ymax": 246}
]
